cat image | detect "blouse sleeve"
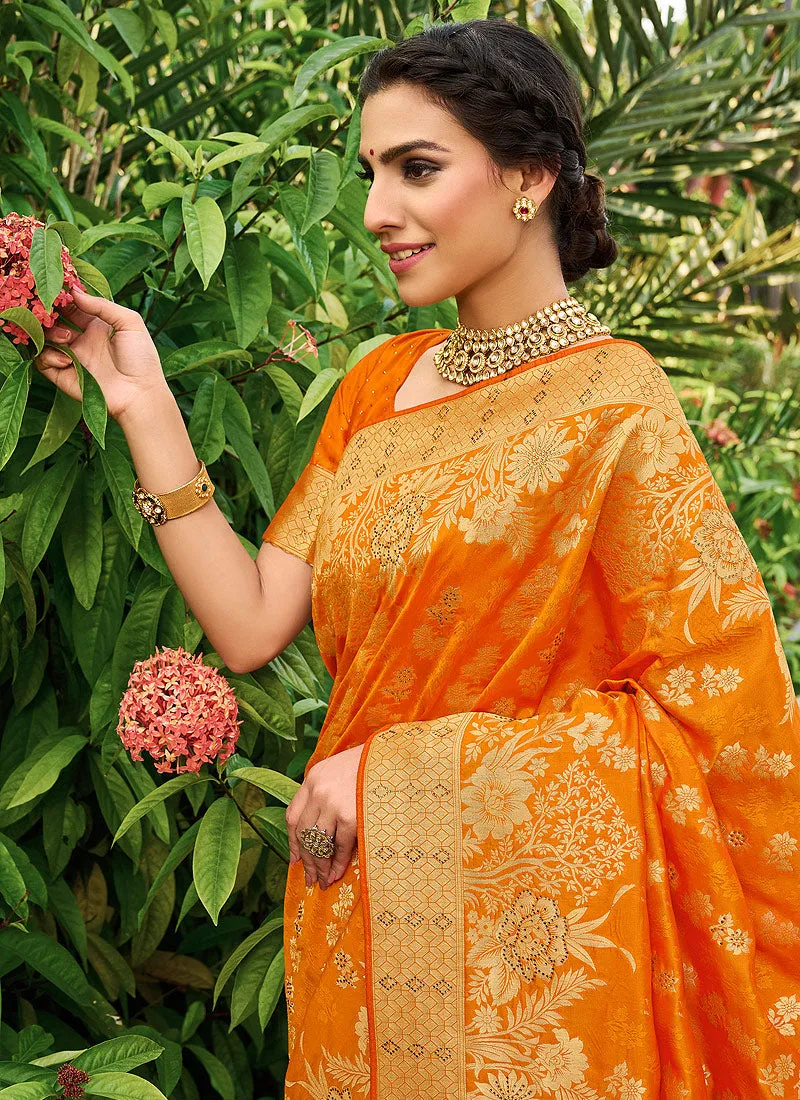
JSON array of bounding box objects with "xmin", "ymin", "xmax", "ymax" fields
[{"xmin": 260, "ymin": 365, "xmax": 353, "ymax": 567}]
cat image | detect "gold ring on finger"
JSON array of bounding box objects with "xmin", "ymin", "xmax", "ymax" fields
[{"xmin": 298, "ymin": 824, "xmax": 335, "ymax": 859}]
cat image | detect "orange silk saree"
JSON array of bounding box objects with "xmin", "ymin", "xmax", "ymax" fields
[{"xmin": 262, "ymin": 331, "xmax": 800, "ymax": 1100}]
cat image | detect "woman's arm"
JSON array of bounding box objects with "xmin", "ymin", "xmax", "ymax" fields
[{"xmin": 119, "ymin": 388, "xmax": 311, "ymax": 674}]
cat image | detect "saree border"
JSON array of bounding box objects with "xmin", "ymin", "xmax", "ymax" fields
[{"xmin": 358, "ymin": 714, "xmax": 472, "ymax": 1100}]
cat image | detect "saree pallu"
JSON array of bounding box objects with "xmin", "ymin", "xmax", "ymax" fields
[{"xmin": 262, "ymin": 332, "xmax": 800, "ymax": 1099}]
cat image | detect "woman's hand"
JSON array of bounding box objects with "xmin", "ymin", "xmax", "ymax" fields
[
  {"xmin": 285, "ymin": 743, "xmax": 366, "ymax": 890},
  {"xmin": 34, "ymin": 286, "xmax": 170, "ymax": 424}
]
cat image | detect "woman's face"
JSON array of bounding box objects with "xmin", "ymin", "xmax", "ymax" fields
[{"xmin": 358, "ymin": 82, "xmax": 556, "ymax": 309}]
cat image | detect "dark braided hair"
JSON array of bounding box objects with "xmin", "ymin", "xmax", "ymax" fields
[{"xmin": 357, "ymin": 20, "xmax": 617, "ymax": 284}]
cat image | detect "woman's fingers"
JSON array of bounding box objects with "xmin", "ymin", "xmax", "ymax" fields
[
  {"xmin": 69, "ymin": 286, "xmax": 145, "ymax": 331},
  {"xmin": 326, "ymin": 822, "xmax": 357, "ymax": 886}
]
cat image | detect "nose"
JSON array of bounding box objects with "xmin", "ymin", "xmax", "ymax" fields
[{"xmin": 361, "ymin": 181, "xmax": 404, "ymax": 239}]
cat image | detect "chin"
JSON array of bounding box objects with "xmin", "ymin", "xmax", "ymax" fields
[{"xmin": 398, "ymin": 286, "xmax": 446, "ymax": 309}]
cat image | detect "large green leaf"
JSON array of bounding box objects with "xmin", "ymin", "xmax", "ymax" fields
[
  {"xmin": 187, "ymin": 374, "xmax": 227, "ymax": 465},
  {"xmin": 29, "ymin": 227, "xmax": 64, "ymax": 314},
  {"xmin": 212, "ymin": 916, "xmax": 283, "ymax": 1007},
  {"xmin": 60, "ymin": 464, "xmax": 103, "ymax": 609},
  {"xmin": 112, "ymin": 775, "xmax": 210, "ymax": 846},
  {"xmin": 193, "ymin": 798, "xmax": 241, "ymax": 925},
  {"xmin": 20, "ymin": 447, "xmax": 80, "ymax": 575},
  {"xmin": 0, "ymin": 927, "xmax": 97, "ymax": 1005},
  {"xmin": 21, "ymin": 386, "xmax": 83, "ymax": 473},
  {"xmin": 222, "ymin": 237, "xmax": 271, "ymax": 350},
  {"xmin": 83, "ymin": 1072, "xmax": 169, "ymax": 1100},
  {"xmin": 0, "ymin": 360, "xmax": 32, "ymax": 472},
  {"xmin": 182, "ymin": 195, "xmax": 227, "ymax": 290},
  {"xmin": 226, "ymin": 766, "xmax": 299, "ymax": 806},
  {"xmin": 0, "ymin": 1082, "xmax": 56, "ymax": 1099},
  {"xmin": 71, "ymin": 1036, "xmax": 164, "ymax": 1075},
  {"xmin": 257, "ymin": 945, "xmax": 285, "ymax": 1029},
  {"xmin": 0, "ymin": 732, "xmax": 87, "ymax": 811}
]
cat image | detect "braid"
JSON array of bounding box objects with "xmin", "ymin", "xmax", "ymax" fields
[{"xmin": 358, "ymin": 19, "xmax": 617, "ymax": 283}]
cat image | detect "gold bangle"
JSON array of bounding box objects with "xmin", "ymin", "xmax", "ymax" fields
[{"xmin": 131, "ymin": 460, "xmax": 215, "ymax": 526}]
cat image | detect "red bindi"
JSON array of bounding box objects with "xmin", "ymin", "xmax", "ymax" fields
[{"xmin": 370, "ymin": 149, "xmax": 374, "ymax": 155}]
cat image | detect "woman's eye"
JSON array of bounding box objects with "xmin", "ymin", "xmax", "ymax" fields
[{"xmin": 355, "ymin": 162, "xmax": 437, "ymax": 186}]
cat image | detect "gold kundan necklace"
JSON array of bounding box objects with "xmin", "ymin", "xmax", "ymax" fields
[{"xmin": 433, "ymin": 294, "xmax": 612, "ymax": 386}]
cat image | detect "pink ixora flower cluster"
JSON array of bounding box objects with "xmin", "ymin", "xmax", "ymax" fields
[
  {"xmin": 117, "ymin": 646, "xmax": 241, "ymax": 774},
  {"xmin": 0, "ymin": 212, "xmax": 86, "ymax": 344}
]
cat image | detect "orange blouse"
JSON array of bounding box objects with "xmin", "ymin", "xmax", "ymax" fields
[{"xmin": 263, "ymin": 332, "xmax": 800, "ymax": 1099}]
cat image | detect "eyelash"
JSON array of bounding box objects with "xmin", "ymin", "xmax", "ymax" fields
[{"xmin": 355, "ymin": 161, "xmax": 437, "ymax": 185}]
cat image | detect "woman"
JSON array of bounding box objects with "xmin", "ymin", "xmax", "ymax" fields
[
  {"xmin": 35, "ymin": 18, "xmax": 799, "ymax": 1100},
  {"xmin": 266, "ymin": 20, "xmax": 800, "ymax": 1100}
]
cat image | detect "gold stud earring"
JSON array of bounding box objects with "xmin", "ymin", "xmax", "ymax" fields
[{"xmin": 513, "ymin": 197, "xmax": 538, "ymax": 221}]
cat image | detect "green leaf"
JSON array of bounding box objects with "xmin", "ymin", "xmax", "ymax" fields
[
  {"xmin": 142, "ymin": 183, "xmax": 184, "ymax": 213},
  {"xmin": 297, "ymin": 368, "xmax": 340, "ymax": 423},
  {"xmin": 0, "ymin": 927, "xmax": 96, "ymax": 1005},
  {"xmin": 47, "ymin": 875, "xmax": 87, "ymax": 964},
  {"xmin": 89, "ymin": 755, "xmax": 142, "ymax": 864},
  {"xmin": 301, "ymin": 149, "xmax": 341, "ymax": 236},
  {"xmin": 161, "ymin": 340, "xmax": 251, "ymax": 379},
  {"xmin": 25, "ymin": 0, "xmax": 135, "ymax": 102},
  {"xmin": 97, "ymin": 436, "xmax": 143, "ymax": 552},
  {"xmin": 182, "ymin": 196, "xmax": 227, "ymax": 290},
  {"xmin": 74, "ymin": 359, "xmax": 107, "ymax": 448},
  {"xmin": 185, "ymin": 1046, "xmax": 235, "ymax": 1100},
  {"xmin": 138, "ymin": 126, "xmax": 194, "ymax": 173},
  {"xmin": 71, "ymin": 258, "xmax": 112, "ymax": 299},
  {"xmin": 0, "ymin": 309, "xmax": 42, "ymax": 353},
  {"xmin": 72, "ymin": 518, "xmax": 130, "ymax": 680},
  {"xmin": 0, "ymin": 833, "xmax": 47, "ymax": 908},
  {"xmin": 112, "ymin": 775, "xmax": 210, "ymax": 846},
  {"xmin": 226, "ymin": 766, "xmax": 299, "ymax": 806},
  {"xmin": 29, "ymin": 227, "xmax": 64, "ymax": 315},
  {"xmin": 138, "ymin": 820, "xmax": 200, "ymax": 925},
  {"xmin": 0, "ymin": 1083, "xmax": 57, "ymax": 1099},
  {"xmin": 251, "ymin": 807, "xmax": 289, "ymax": 862},
  {"xmin": 83, "ymin": 1072, "xmax": 169, "ymax": 1100},
  {"xmin": 0, "ymin": 836, "xmax": 29, "ymax": 919},
  {"xmin": 212, "ymin": 916, "xmax": 283, "ymax": 1007},
  {"xmin": 76, "ymin": 222, "xmax": 166, "ymax": 255},
  {"xmin": 230, "ymin": 938, "xmax": 279, "ymax": 1028},
  {"xmin": 72, "ymin": 1036, "xmax": 165, "ymax": 1076},
  {"xmin": 188, "ymin": 374, "xmax": 227, "ymax": 465},
  {"xmin": 21, "ymin": 448, "xmax": 80, "ymax": 575},
  {"xmin": 0, "ymin": 733, "xmax": 86, "ymax": 811},
  {"xmin": 46, "ymin": 220, "xmax": 82, "ymax": 251},
  {"xmin": 291, "ymin": 36, "xmax": 383, "ymax": 106},
  {"xmin": 231, "ymin": 679, "xmax": 294, "ymax": 742},
  {"xmin": 104, "ymin": 9, "xmax": 146, "ymax": 56},
  {"xmin": 205, "ymin": 142, "xmax": 267, "ymax": 175},
  {"xmin": 222, "ymin": 237, "xmax": 271, "ymax": 350},
  {"xmin": 110, "ymin": 584, "xmax": 171, "ymax": 705},
  {"xmin": 0, "ymin": 1066, "xmax": 55, "ymax": 1087},
  {"xmin": 0, "ymin": 360, "xmax": 31, "ymax": 472},
  {"xmin": 20, "ymin": 386, "xmax": 83, "ymax": 473},
  {"xmin": 221, "ymin": 406, "xmax": 275, "ymax": 516},
  {"xmin": 61, "ymin": 465, "xmax": 103, "ymax": 609},
  {"xmin": 257, "ymin": 946, "xmax": 285, "ymax": 1029},
  {"xmin": 193, "ymin": 798, "xmax": 241, "ymax": 925}
]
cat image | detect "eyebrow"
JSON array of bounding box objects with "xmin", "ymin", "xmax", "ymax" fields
[{"xmin": 356, "ymin": 140, "xmax": 451, "ymax": 168}]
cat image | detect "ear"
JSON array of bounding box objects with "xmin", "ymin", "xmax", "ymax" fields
[{"xmin": 519, "ymin": 161, "xmax": 558, "ymax": 202}]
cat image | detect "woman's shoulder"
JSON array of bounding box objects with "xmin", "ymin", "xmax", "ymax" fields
[{"xmin": 598, "ymin": 338, "xmax": 685, "ymax": 422}]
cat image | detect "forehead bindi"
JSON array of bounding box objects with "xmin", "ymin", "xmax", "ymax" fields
[{"xmin": 357, "ymin": 139, "xmax": 451, "ymax": 168}]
